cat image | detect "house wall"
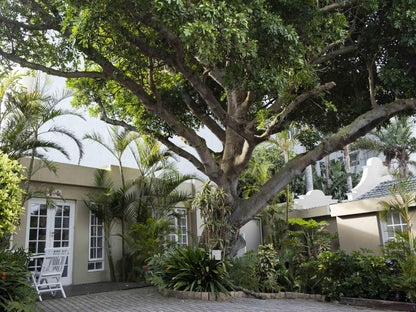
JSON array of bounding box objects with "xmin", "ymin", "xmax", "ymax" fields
[
  {"xmin": 335, "ymin": 213, "xmax": 382, "ymax": 254},
  {"xmin": 331, "ymin": 196, "xmax": 416, "ymax": 254},
  {"xmin": 240, "ymin": 219, "xmax": 262, "ymax": 252},
  {"xmin": 13, "ymin": 171, "xmax": 125, "ymax": 284},
  {"xmin": 14, "ymin": 161, "xmax": 205, "ymax": 285}
]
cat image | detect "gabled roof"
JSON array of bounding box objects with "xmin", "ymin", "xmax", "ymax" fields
[{"xmin": 355, "ymin": 176, "xmax": 416, "ymax": 201}]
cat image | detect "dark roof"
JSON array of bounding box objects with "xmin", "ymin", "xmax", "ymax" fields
[{"xmin": 355, "ymin": 176, "xmax": 416, "ymax": 201}]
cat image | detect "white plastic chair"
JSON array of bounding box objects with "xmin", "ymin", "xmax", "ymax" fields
[{"xmin": 31, "ymin": 247, "xmax": 69, "ymax": 301}]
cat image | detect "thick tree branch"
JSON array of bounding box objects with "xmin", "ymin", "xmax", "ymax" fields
[
  {"xmin": 232, "ymin": 97, "xmax": 416, "ymax": 227},
  {"xmin": 260, "ymin": 82, "xmax": 336, "ymax": 139},
  {"xmin": 0, "ymin": 48, "xmax": 106, "ymax": 79},
  {"xmin": 96, "ymin": 100, "xmax": 205, "ymax": 173},
  {"xmin": 311, "ymin": 45, "xmax": 357, "ymax": 65},
  {"xmin": 320, "ymin": 0, "xmax": 360, "ymax": 13},
  {"xmin": 133, "ymin": 15, "xmax": 254, "ymax": 143},
  {"xmin": 153, "ymin": 134, "xmax": 205, "ymax": 173},
  {"xmin": 0, "ymin": 16, "xmax": 52, "ymax": 31},
  {"xmin": 367, "ymin": 54, "xmax": 378, "ymax": 108},
  {"xmin": 181, "ymin": 92, "xmax": 226, "ymax": 143}
]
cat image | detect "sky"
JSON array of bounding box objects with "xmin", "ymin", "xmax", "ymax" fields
[{"xmin": 24, "ymin": 73, "xmax": 220, "ymax": 178}]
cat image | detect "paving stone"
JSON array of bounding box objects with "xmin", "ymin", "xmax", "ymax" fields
[{"xmin": 38, "ymin": 286, "xmax": 399, "ymax": 312}]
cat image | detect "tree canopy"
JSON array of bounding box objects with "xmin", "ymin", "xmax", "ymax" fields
[{"xmin": 2, "ymin": 0, "xmax": 416, "ymax": 252}]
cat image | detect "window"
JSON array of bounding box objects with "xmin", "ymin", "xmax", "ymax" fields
[
  {"xmin": 380, "ymin": 211, "xmax": 408, "ymax": 244},
  {"xmin": 168, "ymin": 208, "xmax": 188, "ymax": 245},
  {"xmin": 88, "ymin": 212, "xmax": 104, "ymax": 271}
]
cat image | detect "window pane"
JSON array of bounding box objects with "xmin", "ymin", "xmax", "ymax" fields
[
  {"xmin": 55, "ymin": 216, "xmax": 62, "ymax": 228},
  {"xmin": 29, "ymin": 229, "xmax": 37, "ymax": 240},
  {"xmin": 97, "ymin": 248, "xmax": 102, "ymax": 258},
  {"xmin": 63, "ymin": 217, "xmax": 69, "ymax": 228},
  {"xmin": 63, "ymin": 206, "xmax": 70, "ymax": 216},
  {"xmin": 29, "ymin": 242, "xmax": 37, "ymax": 253},
  {"xmin": 30, "ymin": 206, "xmax": 39, "ymax": 216},
  {"xmin": 39, "ymin": 217, "xmax": 47, "ymax": 228},
  {"xmin": 39, "ymin": 205, "xmax": 47, "ymax": 216},
  {"xmin": 54, "ymin": 230, "xmax": 61, "ymax": 241},
  {"xmin": 62, "ymin": 230, "xmax": 69, "ymax": 241},
  {"xmin": 30, "ymin": 217, "xmax": 38, "ymax": 228},
  {"xmin": 55, "ymin": 206, "xmax": 63, "ymax": 216},
  {"xmin": 38, "ymin": 242, "xmax": 45, "ymax": 253},
  {"xmin": 393, "ymin": 212, "xmax": 400, "ymax": 224},
  {"xmin": 38, "ymin": 229, "xmax": 46, "ymax": 240}
]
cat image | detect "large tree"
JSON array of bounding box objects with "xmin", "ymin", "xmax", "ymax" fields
[{"xmin": 2, "ymin": 0, "xmax": 416, "ymax": 254}]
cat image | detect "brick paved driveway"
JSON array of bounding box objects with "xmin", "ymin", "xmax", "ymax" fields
[{"xmin": 38, "ymin": 287, "xmax": 397, "ymax": 312}]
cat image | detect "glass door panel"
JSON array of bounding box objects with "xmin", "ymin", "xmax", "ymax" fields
[{"xmin": 26, "ymin": 199, "xmax": 74, "ymax": 285}]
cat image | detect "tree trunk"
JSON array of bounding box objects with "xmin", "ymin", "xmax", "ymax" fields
[
  {"xmin": 105, "ymin": 223, "xmax": 116, "ymax": 282},
  {"xmin": 343, "ymin": 145, "xmax": 353, "ymax": 192},
  {"xmin": 315, "ymin": 161, "xmax": 322, "ymax": 177},
  {"xmin": 325, "ymin": 155, "xmax": 331, "ymax": 190},
  {"xmin": 354, "ymin": 150, "xmax": 360, "ymax": 174},
  {"xmin": 305, "ymin": 165, "xmax": 314, "ymax": 193}
]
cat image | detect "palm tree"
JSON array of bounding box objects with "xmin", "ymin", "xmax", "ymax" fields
[
  {"xmin": 0, "ymin": 71, "xmax": 84, "ymax": 202},
  {"xmin": 84, "ymin": 169, "xmax": 118, "ymax": 281},
  {"xmin": 85, "ymin": 127, "xmax": 140, "ymax": 187},
  {"xmin": 127, "ymin": 136, "xmax": 195, "ymax": 223},
  {"xmin": 379, "ymin": 177, "xmax": 416, "ymax": 254},
  {"xmin": 84, "ymin": 126, "xmax": 140, "ymax": 280},
  {"xmin": 354, "ymin": 116, "xmax": 416, "ymax": 178},
  {"xmin": 130, "ymin": 135, "xmax": 173, "ymax": 177}
]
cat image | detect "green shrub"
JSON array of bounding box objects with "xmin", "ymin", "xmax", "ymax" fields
[
  {"xmin": 0, "ymin": 152, "xmax": 25, "ymax": 245},
  {"xmin": 149, "ymin": 246, "xmax": 233, "ymax": 297},
  {"xmin": 299, "ymin": 250, "xmax": 399, "ymax": 301},
  {"xmin": 255, "ymin": 244, "xmax": 280, "ymax": 292},
  {"xmin": 228, "ymin": 251, "xmax": 259, "ymax": 291},
  {"xmin": 0, "ymin": 247, "xmax": 37, "ymax": 311},
  {"xmin": 147, "ymin": 247, "xmax": 178, "ymax": 289},
  {"xmin": 384, "ymin": 231, "xmax": 416, "ymax": 302},
  {"xmin": 124, "ymin": 217, "xmax": 175, "ymax": 281}
]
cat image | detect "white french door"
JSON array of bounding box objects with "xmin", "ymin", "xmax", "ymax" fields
[{"xmin": 26, "ymin": 199, "xmax": 75, "ymax": 285}]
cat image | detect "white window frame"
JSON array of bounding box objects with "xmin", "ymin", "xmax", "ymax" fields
[
  {"xmin": 168, "ymin": 208, "xmax": 188, "ymax": 246},
  {"xmin": 380, "ymin": 211, "xmax": 408, "ymax": 244},
  {"xmin": 88, "ymin": 211, "xmax": 104, "ymax": 272}
]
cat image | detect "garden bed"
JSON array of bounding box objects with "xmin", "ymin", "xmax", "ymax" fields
[
  {"xmin": 157, "ymin": 288, "xmax": 325, "ymax": 302},
  {"xmin": 340, "ymin": 297, "xmax": 416, "ymax": 312}
]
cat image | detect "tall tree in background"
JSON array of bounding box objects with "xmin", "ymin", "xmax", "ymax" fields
[{"xmin": 2, "ymin": 1, "xmax": 416, "ymax": 253}]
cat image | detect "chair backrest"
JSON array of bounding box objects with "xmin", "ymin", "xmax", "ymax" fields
[{"xmin": 39, "ymin": 247, "xmax": 70, "ymax": 278}]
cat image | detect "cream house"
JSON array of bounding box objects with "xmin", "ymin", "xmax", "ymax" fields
[
  {"xmin": 291, "ymin": 157, "xmax": 415, "ymax": 254},
  {"xmin": 12, "ymin": 161, "xmax": 199, "ymax": 285},
  {"xmin": 12, "ymin": 160, "xmax": 264, "ymax": 285}
]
